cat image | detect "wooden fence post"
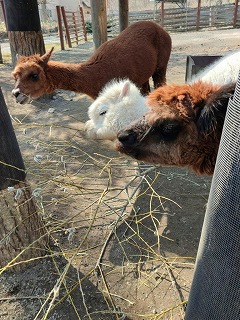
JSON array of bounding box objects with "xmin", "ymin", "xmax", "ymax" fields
[
  {"xmin": 0, "ymin": 88, "xmax": 48, "ymax": 271},
  {"xmin": 119, "ymin": 0, "xmax": 129, "ymax": 32},
  {"xmin": 0, "ymin": 45, "xmax": 3, "ymax": 64},
  {"xmin": 56, "ymin": 5, "xmax": 65, "ymax": 50},
  {"xmin": 61, "ymin": 6, "xmax": 72, "ymax": 48},
  {"xmin": 233, "ymin": 0, "xmax": 239, "ymax": 28},
  {"xmin": 196, "ymin": 0, "xmax": 201, "ymax": 31},
  {"xmin": 160, "ymin": 1, "xmax": 164, "ymax": 27}
]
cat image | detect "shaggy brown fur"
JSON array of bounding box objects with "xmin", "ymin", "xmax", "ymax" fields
[
  {"xmin": 116, "ymin": 81, "xmax": 235, "ymax": 175},
  {"xmin": 12, "ymin": 21, "xmax": 171, "ymax": 104}
]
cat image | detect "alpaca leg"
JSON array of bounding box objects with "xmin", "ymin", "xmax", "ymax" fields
[
  {"xmin": 152, "ymin": 67, "xmax": 167, "ymax": 88},
  {"xmin": 140, "ymin": 81, "xmax": 151, "ymax": 95}
]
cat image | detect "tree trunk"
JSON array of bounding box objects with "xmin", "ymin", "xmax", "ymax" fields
[
  {"xmin": 0, "ymin": 181, "xmax": 47, "ymax": 271},
  {"xmin": 8, "ymin": 31, "xmax": 45, "ymax": 66},
  {"xmin": 0, "ymin": 87, "xmax": 48, "ymax": 271},
  {"xmin": 90, "ymin": 0, "xmax": 107, "ymax": 49},
  {"xmin": 4, "ymin": 0, "xmax": 45, "ymax": 67}
]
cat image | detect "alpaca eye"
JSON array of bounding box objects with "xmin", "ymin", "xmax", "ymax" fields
[
  {"xmin": 162, "ymin": 123, "xmax": 180, "ymax": 134},
  {"xmin": 99, "ymin": 110, "xmax": 107, "ymax": 116},
  {"xmin": 152, "ymin": 121, "xmax": 181, "ymax": 141},
  {"xmin": 29, "ymin": 73, "xmax": 39, "ymax": 81}
]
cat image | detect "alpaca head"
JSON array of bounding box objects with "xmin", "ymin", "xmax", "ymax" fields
[
  {"xmin": 85, "ymin": 79, "xmax": 148, "ymax": 140},
  {"xmin": 12, "ymin": 48, "xmax": 54, "ymax": 104},
  {"xmin": 116, "ymin": 82, "xmax": 235, "ymax": 175}
]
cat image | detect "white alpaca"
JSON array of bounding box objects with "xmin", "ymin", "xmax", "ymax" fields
[
  {"xmin": 190, "ymin": 50, "xmax": 240, "ymax": 85},
  {"xmin": 85, "ymin": 79, "xmax": 148, "ymax": 140}
]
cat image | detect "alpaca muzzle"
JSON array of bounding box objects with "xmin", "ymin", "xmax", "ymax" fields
[
  {"xmin": 115, "ymin": 129, "xmax": 143, "ymax": 160},
  {"xmin": 12, "ymin": 88, "xmax": 20, "ymax": 98},
  {"xmin": 117, "ymin": 116, "xmax": 152, "ymax": 147},
  {"xmin": 117, "ymin": 130, "xmax": 138, "ymax": 147}
]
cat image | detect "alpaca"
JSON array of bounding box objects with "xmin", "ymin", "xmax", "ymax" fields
[
  {"xmin": 190, "ymin": 50, "xmax": 240, "ymax": 85},
  {"xmin": 85, "ymin": 79, "xmax": 148, "ymax": 140},
  {"xmin": 11, "ymin": 21, "xmax": 172, "ymax": 104},
  {"xmin": 116, "ymin": 81, "xmax": 236, "ymax": 175}
]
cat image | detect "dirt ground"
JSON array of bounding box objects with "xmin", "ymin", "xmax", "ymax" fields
[{"xmin": 0, "ymin": 27, "xmax": 239, "ymax": 320}]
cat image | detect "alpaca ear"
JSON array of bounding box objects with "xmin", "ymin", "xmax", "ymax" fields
[
  {"xmin": 197, "ymin": 83, "xmax": 235, "ymax": 137},
  {"xmin": 119, "ymin": 81, "xmax": 131, "ymax": 98},
  {"xmin": 41, "ymin": 47, "xmax": 54, "ymax": 64},
  {"xmin": 16, "ymin": 53, "xmax": 21, "ymax": 61},
  {"xmin": 174, "ymin": 93, "xmax": 196, "ymax": 118},
  {"xmin": 197, "ymin": 105, "xmax": 218, "ymax": 137},
  {"xmin": 176, "ymin": 94, "xmax": 192, "ymax": 108}
]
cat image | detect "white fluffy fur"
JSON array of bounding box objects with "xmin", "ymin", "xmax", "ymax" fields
[
  {"xmin": 191, "ymin": 50, "xmax": 240, "ymax": 85},
  {"xmin": 85, "ymin": 79, "xmax": 148, "ymax": 140}
]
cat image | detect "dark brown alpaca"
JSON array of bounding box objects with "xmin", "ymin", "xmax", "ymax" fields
[
  {"xmin": 11, "ymin": 21, "xmax": 172, "ymax": 104},
  {"xmin": 116, "ymin": 81, "xmax": 235, "ymax": 175}
]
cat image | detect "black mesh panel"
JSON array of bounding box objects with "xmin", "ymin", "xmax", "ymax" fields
[{"xmin": 185, "ymin": 76, "xmax": 240, "ymax": 320}]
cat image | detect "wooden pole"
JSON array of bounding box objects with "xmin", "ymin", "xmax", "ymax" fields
[
  {"xmin": 90, "ymin": 0, "xmax": 107, "ymax": 50},
  {"xmin": 196, "ymin": 0, "xmax": 201, "ymax": 31},
  {"xmin": 160, "ymin": 1, "xmax": 164, "ymax": 28},
  {"xmin": 0, "ymin": 88, "xmax": 47, "ymax": 271},
  {"xmin": 3, "ymin": 0, "xmax": 45, "ymax": 67},
  {"xmin": 56, "ymin": 5, "xmax": 65, "ymax": 50},
  {"xmin": 0, "ymin": 45, "xmax": 3, "ymax": 64},
  {"xmin": 61, "ymin": 6, "xmax": 72, "ymax": 48},
  {"xmin": 119, "ymin": 0, "xmax": 129, "ymax": 32},
  {"xmin": 233, "ymin": 0, "xmax": 239, "ymax": 28}
]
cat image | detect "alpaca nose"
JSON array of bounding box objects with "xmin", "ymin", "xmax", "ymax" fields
[
  {"xmin": 12, "ymin": 88, "xmax": 20, "ymax": 98},
  {"xmin": 117, "ymin": 130, "xmax": 137, "ymax": 147}
]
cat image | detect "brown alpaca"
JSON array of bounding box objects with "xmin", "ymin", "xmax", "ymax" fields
[
  {"xmin": 116, "ymin": 81, "xmax": 236, "ymax": 175},
  {"xmin": 11, "ymin": 21, "xmax": 172, "ymax": 104}
]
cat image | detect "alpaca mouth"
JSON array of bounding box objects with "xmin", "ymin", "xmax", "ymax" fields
[
  {"xmin": 15, "ymin": 93, "xmax": 31, "ymax": 104},
  {"xmin": 85, "ymin": 120, "xmax": 97, "ymax": 139},
  {"xmin": 12, "ymin": 88, "xmax": 32, "ymax": 104},
  {"xmin": 115, "ymin": 140, "xmax": 141, "ymax": 159}
]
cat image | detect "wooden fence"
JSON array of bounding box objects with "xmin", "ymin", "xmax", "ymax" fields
[
  {"xmin": 159, "ymin": 2, "xmax": 240, "ymax": 32},
  {"xmin": 107, "ymin": 1, "xmax": 239, "ymax": 36},
  {"xmin": 56, "ymin": 5, "xmax": 87, "ymax": 50}
]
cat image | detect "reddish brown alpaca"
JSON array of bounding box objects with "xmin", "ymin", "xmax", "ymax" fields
[
  {"xmin": 116, "ymin": 81, "xmax": 235, "ymax": 175},
  {"xmin": 11, "ymin": 21, "xmax": 171, "ymax": 104}
]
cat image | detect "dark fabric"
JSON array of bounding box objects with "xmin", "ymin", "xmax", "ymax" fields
[{"xmin": 4, "ymin": 0, "xmax": 41, "ymax": 31}]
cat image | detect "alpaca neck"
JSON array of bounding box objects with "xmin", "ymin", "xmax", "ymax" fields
[{"xmin": 46, "ymin": 61, "xmax": 103, "ymax": 99}]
